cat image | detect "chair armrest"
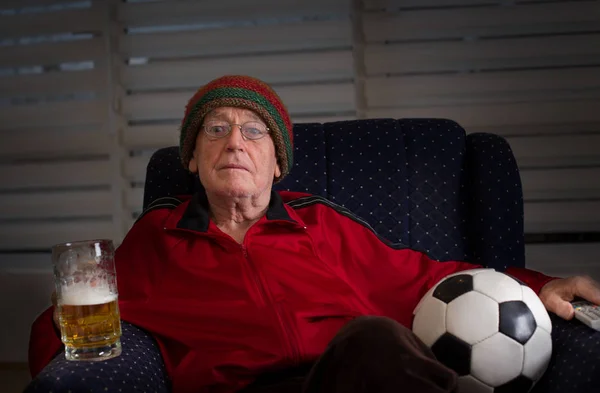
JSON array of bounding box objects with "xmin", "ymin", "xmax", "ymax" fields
[
  {"xmin": 532, "ymin": 313, "xmax": 600, "ymax": 393},
  {"xmin": 24, "ymin": 321, "xmax": 170, "ymax": 393}
]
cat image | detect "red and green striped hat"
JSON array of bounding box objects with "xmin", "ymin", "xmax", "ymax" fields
[{"xmin": 179, "ymin": 75, "xmax": 293, "ymax": 181}]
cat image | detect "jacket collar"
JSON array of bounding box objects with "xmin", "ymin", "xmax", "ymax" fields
[{"xmin": 175, "ymin": 189, "xmax": 301, "ymax": 233}]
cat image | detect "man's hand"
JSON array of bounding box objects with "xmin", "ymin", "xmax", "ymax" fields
[
  {"xmin": 51, "ymin": 290, "xmax": 60, "ymax": 330},
  {"xmin": 539, "ymin": 275, "xmax": 600, "ymax": 320}
]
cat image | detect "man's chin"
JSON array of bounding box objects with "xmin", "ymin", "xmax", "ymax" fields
[
  {"xmin": 204, "ymin": 175, "xmax": 272, "ymax": 199},
  {"xmin": 212, "ymin": 181, "xmax": 256, "ymax": 199}
]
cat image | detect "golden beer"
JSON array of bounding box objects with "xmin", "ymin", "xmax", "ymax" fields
[
  {"xmin": 53, "ymin": 239, "xmax": 122, "ymax": 361},
  {"xmin": 59, "ymin": 297, "xmax": 121, "ymax": 351}
]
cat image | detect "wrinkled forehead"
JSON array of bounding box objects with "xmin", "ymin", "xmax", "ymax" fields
[{"xmin": 204, "ymin": 107, "xmax": 263, "ymax": 123}]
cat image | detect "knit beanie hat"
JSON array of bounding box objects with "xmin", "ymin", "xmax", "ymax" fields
[{"xmin": 179, "ymin": 75, "xmax": 293, "ymax": 181}]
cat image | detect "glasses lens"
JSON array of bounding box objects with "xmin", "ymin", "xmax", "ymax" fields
[
  {"xmin": 205, "ymin": 121, "xmax": 231, "ymax": 138},
  {"xmin": 241, "ymin": 122, "xmax": 267, "ymax": 139}
]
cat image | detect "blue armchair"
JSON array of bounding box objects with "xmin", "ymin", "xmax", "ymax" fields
[{"xmin": 26, "ymin": 119, "xmax": 600, "ymax": 393}]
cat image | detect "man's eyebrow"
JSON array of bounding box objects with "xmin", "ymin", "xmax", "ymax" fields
[
  {"xmin": 205, "ymin": 109, "xmax": 228, "ymax": 118},
  {"xmin": 205, "ymin": 112, "xmax": 227, "ymax": 121},
  {"xmin": 246, "ymin": 112, "xmax": 261, "ymax": 121}
]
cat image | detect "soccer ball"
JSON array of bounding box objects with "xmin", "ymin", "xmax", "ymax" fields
[{"xmin": 412, "ymin": 269, "xmax": 552, "ymax": 393}]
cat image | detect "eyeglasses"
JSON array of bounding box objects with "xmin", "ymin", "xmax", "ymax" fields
[{"xmin": 202, "ymin": 120, "xmax": 270, "ymax": 140}]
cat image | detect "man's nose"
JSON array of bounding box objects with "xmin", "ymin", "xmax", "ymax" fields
[{"xmin": 225, "ymin": 125, "xmax": 245, "ymax": 150}]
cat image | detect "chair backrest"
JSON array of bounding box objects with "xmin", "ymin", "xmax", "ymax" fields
[{"xmin": 142, "ymin": 118, "xmax": 525, "ymax": 270}]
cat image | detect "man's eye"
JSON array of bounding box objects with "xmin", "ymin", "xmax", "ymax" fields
[
  {"xmin": 245, "ymin": 127, "xmax": 262, "ymax": 136},
  {"xmin": 211, "ymin": 126, "xmax": 227, "ymax": 134}
]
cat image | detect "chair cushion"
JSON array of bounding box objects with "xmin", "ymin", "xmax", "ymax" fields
[
  {"xmin": 324, "ymin": 119, "xmax": 469, "ymax": 262},
  {"xmin": 273, "ymin": 122, "xmax": 327, "ymax": 197},
  {"xmin": 465, "ymin": 133, "xmax": 526, "ymax": 270}
]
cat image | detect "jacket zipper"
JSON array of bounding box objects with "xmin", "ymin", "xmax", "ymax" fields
[
  {"xmin": 241, "ymin": 242, "xmax": 300, "ymax": 366},
  {"xmin": 169, "ymin": 224, "xmax": 304, "ymax": 364},
  {"xmin": 241, "ymin": 244, "xmax": 266, "ymax": 307}
]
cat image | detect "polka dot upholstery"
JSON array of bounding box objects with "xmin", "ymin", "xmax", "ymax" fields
[
  {"xmin": 465, "ymin": 132, "xmax": 526, "ymax": 270},
  {"xmin": 323, "ymin": 119, "xmax": 412, "ymax": 249},
  {"xmin": 324, "ymin": 119, "xmax": 470, "ymax": 262},
  {"xmin": 25, "ymin": 321, "xmax": 170, "ymax": 392},
  {"xmin": 404, "ymin": 119, "xmax": 470, "ymax": 262},
  {"xmin": 532, "ymin": 314, "xmax": 600, "ymax": 393},
  {"xmin": 273, "ymin": 123, "xmax": 327, "ymax": 197},
  {"xmin": 142, "ymin": 147, "xmax": 200, "ymax": 210}
]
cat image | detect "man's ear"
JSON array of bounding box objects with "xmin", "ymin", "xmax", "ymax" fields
[
  {"xmin": 188, "ymin": 154, "xmax": 198, "ymax": 173},
  {"xmin": 274, "ymin": 162, "xmax": 281, "ymax": 179}
]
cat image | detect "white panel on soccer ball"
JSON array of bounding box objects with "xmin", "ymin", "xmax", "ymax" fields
[
  {"xmin": 473, "ymin": 270, "xmax": 523, "ymax": 303},
  {"xmin": 414, "ymin": 287, "xmax": 436, "ymax": 315},
  {"xmin": 457, "ymin": 375, "xmax": 494, "ymax": 393},
  {"xmin": 471, "ymin": 333, "xmax": 524, "ymax": 387},
  {"xmin": 412, "ymin": 296, "xmax": 447, "ymax": 347},
  {"xmin": 522, "ymin": 327, "xmax": 553, "ymax": 381},
  {"xmin": 413, "ymin": 269, "xmax": 492, "ymax": 315},
  {"xmin": 447, "ymin": 291, "xmax": 499, "ymax": 345},
  {"xmin": 521, "ymin": 286, "xmax": 552, "ymax": 334}
]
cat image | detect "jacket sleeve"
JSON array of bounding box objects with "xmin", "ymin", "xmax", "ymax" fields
[
  {"xmin": 313, "ymin": 204, "xmax": 556, "ymax": 327},
  {"xmin": 28, "ymin": 307, "xmax": 62, "ymax": 377}
]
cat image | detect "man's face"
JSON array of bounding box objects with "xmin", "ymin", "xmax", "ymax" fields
[{"xmin": 188, "ymin": 107, "xmax": 281, "ymax": 198}]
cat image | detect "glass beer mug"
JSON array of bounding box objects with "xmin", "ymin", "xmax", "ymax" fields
[{"xmin": 52, "ymin": 239, "xmax": 122, "ymax": 361}]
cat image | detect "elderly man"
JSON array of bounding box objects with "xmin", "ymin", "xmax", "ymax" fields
[{"xmin": 29, "ymin": 75, "xmax": 600, "ymax": 393}]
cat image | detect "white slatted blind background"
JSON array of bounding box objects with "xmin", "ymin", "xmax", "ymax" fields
[
  {"xmin": 0, "ymin": 0, "xmax": 122, "ymax": 365},
  {"xmin": 0, "ymin": 0, "xmax": 124, "ymax": 255}
]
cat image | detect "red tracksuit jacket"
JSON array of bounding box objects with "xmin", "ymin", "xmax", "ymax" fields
[{"xmin": 29, "ymin": 191, "xmax": 554, "ymax": 393}]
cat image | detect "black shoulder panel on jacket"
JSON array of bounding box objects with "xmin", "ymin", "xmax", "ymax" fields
[
  {"xmin": 136, "ymin": 196, "xmax": 183, "ymax": 223},
  {"xmin": 286, "ymin": 195, "xmax": 408, "ymax": 250}
]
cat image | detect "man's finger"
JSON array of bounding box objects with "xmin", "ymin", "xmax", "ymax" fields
[
  {"xmin": 574, "ymin": 276, "xmax": 600, "ymax": 305},
  {"xmin": 50, "ymin": 290, "xmax": 61, "ymax": 330},
  {"xmin": 554, "ymin": 299, "xmax": 575, "ymax": 320},
  {"xmin": 543, "ymin": 293, "xmax": 575, "ymax": 320},
  {"xmin": 53, "ymin": 310, "xmax": 60, "ymax": 328}
]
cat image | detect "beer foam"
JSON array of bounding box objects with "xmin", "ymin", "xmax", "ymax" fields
[{"xmin": 60, "ymin": 284, "xmax": 117, "ymax": 306}]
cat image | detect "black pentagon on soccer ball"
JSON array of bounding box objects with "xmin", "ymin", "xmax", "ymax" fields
[
  {"xmin": 431, "ymin": 333, "xmax": 471, "ymax": 376},
  {"xmin": 499, "ymin": 300, "xmax": 537, "ymax": 344},
  {"xmin": 495, "ymin": 374, "xmax": 534, "ymax": 393},
  {"xmin": 433, "ymin": 274, "xmax": 473, "ymax": 304}
]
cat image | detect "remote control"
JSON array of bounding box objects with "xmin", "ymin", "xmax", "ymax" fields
[{"xmin": 571, "ymin": 300, "xmax": 600, "ymax": 331}]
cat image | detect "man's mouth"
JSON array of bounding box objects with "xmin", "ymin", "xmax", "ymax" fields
[{"xmin": 220, "ymin": 164, "xmax": 249, "ymax": 171}]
